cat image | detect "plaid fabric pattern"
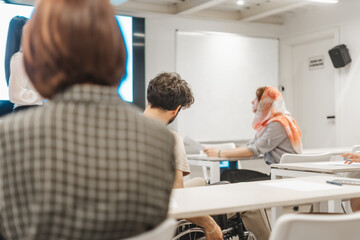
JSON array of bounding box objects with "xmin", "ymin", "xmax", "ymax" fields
[{"xmin": 0, "ymin": 85, "xmax": 175, "ymax": 240}]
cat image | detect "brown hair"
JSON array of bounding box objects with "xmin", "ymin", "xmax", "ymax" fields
[
  {"xmin": 147, "ymin": 72, "xmax": 194, "ymax": 111},
  {"xmin": 22, "ymin": 0, "xmax": 126, "ymax": 98},
  {"xmin": 256, "ymin": 86, "xmax": 267, "ymax": 102}
]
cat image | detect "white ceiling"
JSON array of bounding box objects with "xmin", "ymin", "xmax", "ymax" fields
[
  {"xmin": 111, "ymin": 0, "xmax": 339, "ymax": 24},
  {"xmin": 5, "ymin": 0, "xmax": 339, "ymax": 25}
]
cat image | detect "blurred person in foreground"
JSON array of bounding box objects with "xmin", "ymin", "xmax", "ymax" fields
[{"xmin": 0, "ymin": 0, "xmax": 175, "ymax": 239}]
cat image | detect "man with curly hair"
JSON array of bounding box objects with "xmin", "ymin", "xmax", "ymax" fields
[{"xmin": 144, "ymin": 72, "xmax": 223, "ymax": 240}]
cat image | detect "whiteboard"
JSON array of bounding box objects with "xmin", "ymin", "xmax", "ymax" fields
[{"xmin": 175, "ymin": 31, "xmax": 278, "ymax": 142}]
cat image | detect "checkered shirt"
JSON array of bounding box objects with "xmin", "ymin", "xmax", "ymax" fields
[{"xmin": 0, "ymin": 85, "xmax": 175, "ymax": 240}]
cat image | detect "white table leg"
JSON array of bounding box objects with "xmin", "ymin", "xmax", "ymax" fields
[
  {"xmin": 328, "ymin": 199, "xmax": 343, "ymax": 213},
  {"xmin": 188, "ymin": 159, "xmax": 218, "ymax": 183},
  {"xmin": 271, "ymin": 206, "xmax": 283, "ymax": 226},
  {"xmin": 312, "ymin": 202, "xmax": 320, "ymax": 212},
  {"xmin": 202, "ymin": 166, "xmax": 209, "ymax": 182},
  {"xmin": 320, "ymin": 201, "xmax": 329, "ymax": 212},
  {"xmin": 305, "ymin": 200, "xmax": 343, "ymax": 214},
  {"xmin": 312, "ymin": 202, "xmax": 328, "ymax": 212},
  {"xmin": 343, "ymin": 200, "xmax": 352, "ymax": 213},
  {"xmin": 271, "ymin": 169, "xmax": 282, "ymax": 180},
  {"xmin": 209, "ymin": 161, "xmax": 220, "ymax": 184},
  {"xmin": 237, "ymin": 160, "xmax": 242, "ymax": 169}
]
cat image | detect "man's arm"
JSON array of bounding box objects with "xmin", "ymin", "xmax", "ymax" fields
[
  {"xmin": 187, "ymin": 215, "xmax": 222, "ymax": 240},
  {"xmin": 173, "ymin": 170, "xmax": 185, "ymax": 188},
  {"xmin": 205, "ymin": 122, "xmax": 289, "ymax": 158}
]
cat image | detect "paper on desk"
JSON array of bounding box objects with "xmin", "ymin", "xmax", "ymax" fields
[
  {"xmin": 312, "ymin": 161, "xmax": 360, "ymax": 167},
  {"xmin": 184, "ymin": 136, "xmax": 205, "ymax": 151},
  {"xmin": 260, "ymin": 180, "xmax": 340, "ymax": 191}
]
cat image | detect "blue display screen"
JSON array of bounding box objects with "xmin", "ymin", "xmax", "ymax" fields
[
  {"xmin": 0, "ymin": 3, "xmax": 133, "ymax": 102},
  {"xmin": 219, "ymin": 161, "xmax": 229, "ymax": 168},
  {"xmin": 115, "ymin": 15, "xmax": 133, "ymax": 102}
]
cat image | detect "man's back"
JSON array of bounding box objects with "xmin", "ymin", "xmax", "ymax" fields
[{"xmin": 0, "ymin": 85, "xmax": 175, "ymax": 240}]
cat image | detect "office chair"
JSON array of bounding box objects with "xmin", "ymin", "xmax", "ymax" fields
[
  {"xmin": 123, "ymin": 218, "xmax": 177, "ymax": 240},
  {"xmin": 279, "ymin": 152, "xmax": 332, "ymax": 163},
  {"xmin": 269, "ymin": 212, "xmax": 360, "ymax": 240},
  {"xmin": 352, "ymin": 145, "xmax": 360, "ymax": 153}
]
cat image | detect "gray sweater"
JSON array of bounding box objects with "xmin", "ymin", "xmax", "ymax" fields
[{"xmin": 247, "ymin": 121, "xmax": 297, "ymax": 164}]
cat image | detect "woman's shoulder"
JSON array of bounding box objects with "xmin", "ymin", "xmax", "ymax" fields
[
  {"xmin": 11, "ymin": 51, "xmax": 22, "ymax": 61},
  {"xmin": 267, "ymin": 120, "xmax": 283, "ymax": 128},
  {"xmin": 10, "ymin": 51, "xmax": 22, "ymax": 67},
  {"xmin": 267, "ymin": 121, "xmax": 287, "ymax": 134}
]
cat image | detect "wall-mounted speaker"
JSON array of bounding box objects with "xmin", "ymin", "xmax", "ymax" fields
[{"xmin": 328, "ymin": 44, "xmax": 351, "ymax": 68}]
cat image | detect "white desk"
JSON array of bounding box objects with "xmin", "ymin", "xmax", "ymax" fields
[
  {"xmin": 303, "ymin": 147, "xmax": 352, "ymax": 160},
  {"xmin": 270, "ymin": 161, "xmax": 360, "ymax": 223},
  {"xmin": 169, "ymin": 176, "xmax": 360, "ymax": 223},
  {"xmin": 187, "ymin": 154, "xmax": 264, "ymax": 183},
  {"xmin": 303, "ymin": 147, "xmax": 351, "ymax": 155},
  {"xmin": 187, "ymin": 147, "xmax": 352, "ymax": 183},
  {"xmin": 271, "ymin": 161, "xmax": 360, "ymax": 180}
]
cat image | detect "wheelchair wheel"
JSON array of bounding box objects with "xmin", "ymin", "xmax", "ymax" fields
[
  {"xmin": 173, "ymin": 220, "xmax": 205, "ymax": 240},
  {"xmin": 173, "ymin": 217, "xmax": 257, "ymax": 240}
]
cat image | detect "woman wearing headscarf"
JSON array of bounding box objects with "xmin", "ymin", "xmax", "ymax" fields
[
  {"xmin": 205, "ymin": 86, "xmax": 302, "ymax": 164},
  {"xmin": 204, "ymin": 86, "xmax": 302, "ymax": 240}
]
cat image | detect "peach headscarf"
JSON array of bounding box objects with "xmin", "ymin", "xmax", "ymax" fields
[{"xmin": 252, "ymin": 86, "xmax": 302, "ymax": 154}]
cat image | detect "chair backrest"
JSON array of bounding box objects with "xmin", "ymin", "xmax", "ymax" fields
[
  {"xmin": 123, "ymin": 219, "xmax": 177, "ymax": 240},
  {"xmin": 279, "ymin": 152, "xmax": 332, "ymax": 164},
  {"xmin": 352, "ymin": 145, "xmax": 360, "ymax": 153},
  {"xmin": 270, "ymin": 212, "xmax": 360, "ymax": 240},
  {"xmin": 203, "ymin": 142, "xmax": 236, "ymax": 150}
]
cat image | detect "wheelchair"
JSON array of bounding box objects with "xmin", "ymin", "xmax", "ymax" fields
[
  {"xmin": 172, "ymin": 169, "xmax": 273, "ymax": 240},
  {"xmin": 173, "ymin": 212, "xmax": 257, "ymax": 240}
]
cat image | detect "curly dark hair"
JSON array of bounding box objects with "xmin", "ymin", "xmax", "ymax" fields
[{"xmin": 147, "ymin": 72, "xmax": 194, "ymax": 111}]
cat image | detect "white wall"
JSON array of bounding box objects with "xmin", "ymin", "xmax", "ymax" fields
[
  {"xmin": 145, "ymin": 15, "xmax": 281, "ymax": 136},
  {"xmin": 279, "ymin": 0, "xmax": 360, "ymax": 147}
]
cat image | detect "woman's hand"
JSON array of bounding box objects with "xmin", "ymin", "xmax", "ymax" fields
[
  {"xmin": 204, "ymin": 224, "xmax": 223, "ymax": 240},
  {"xmin": 204, "ymin": 148, "xmax": 219, "ymax": 157},
  {"xmin": 341, "ymin": 153, "xmax": 360, "ymax": 164}
]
